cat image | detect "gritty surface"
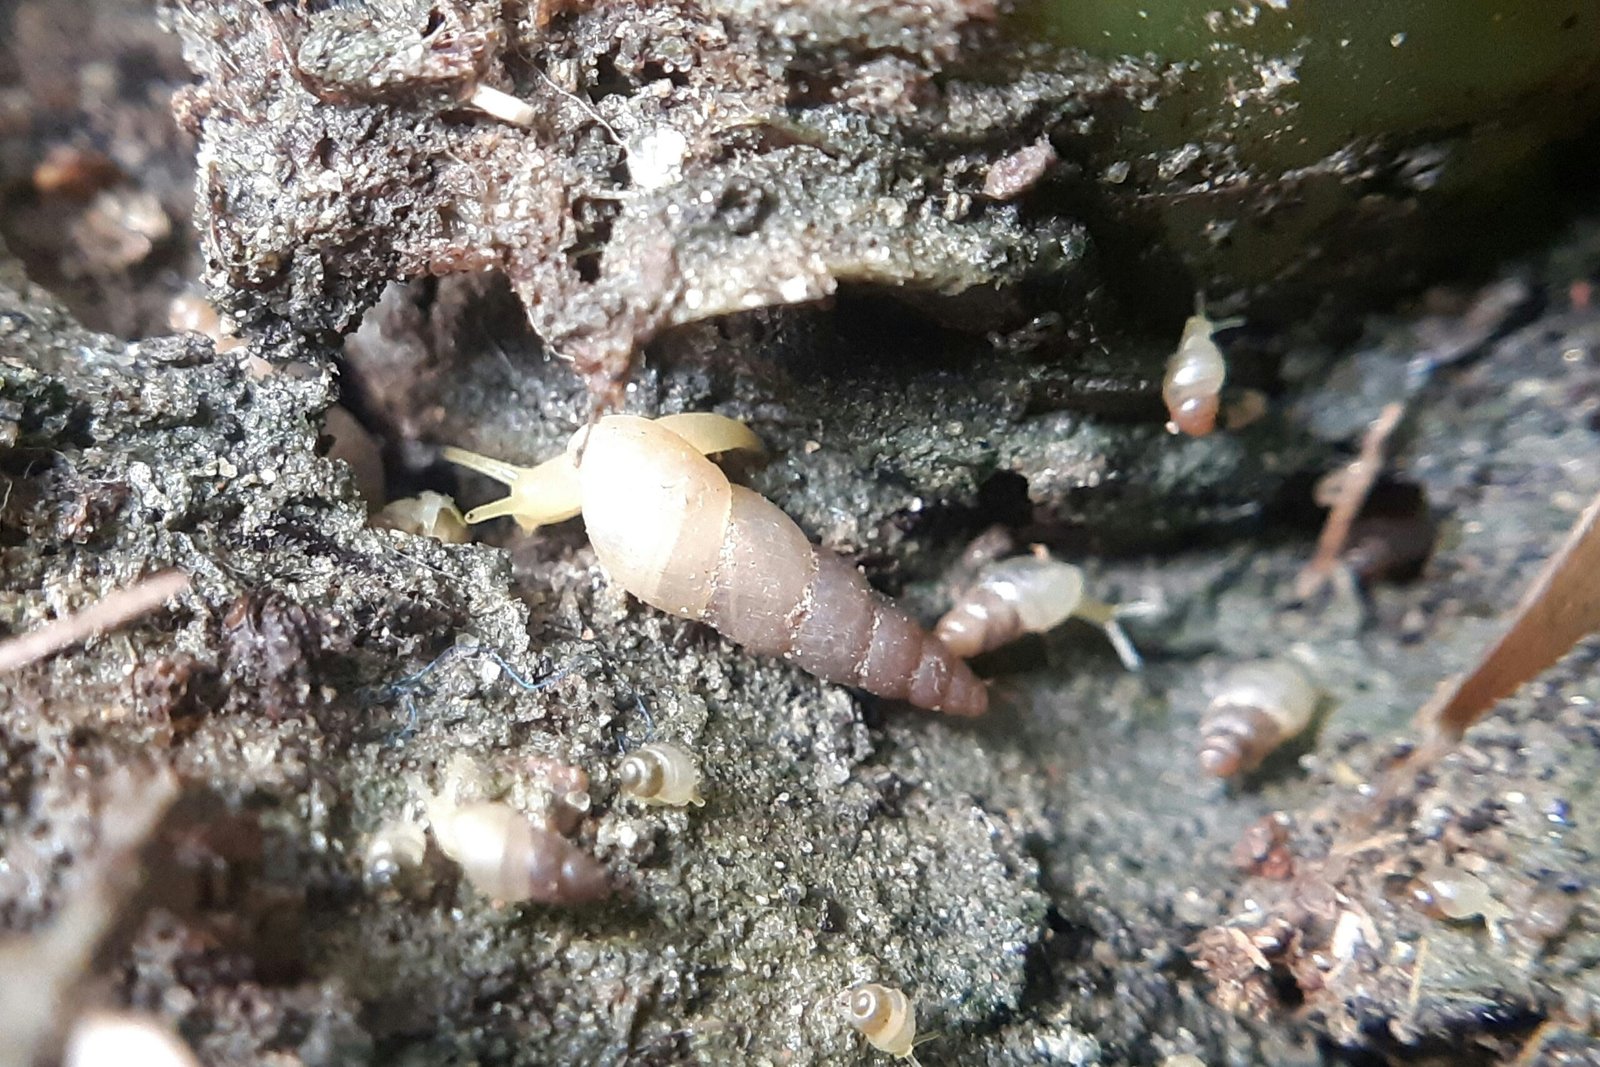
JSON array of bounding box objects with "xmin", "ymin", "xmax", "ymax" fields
[
  {"xmin": 6, "ymin": 226, "xmax": 1600, "ymax": 1064},
  {"xmin": 2, "ymin": 2, "xmax": 1600, "ymax": 1066}
]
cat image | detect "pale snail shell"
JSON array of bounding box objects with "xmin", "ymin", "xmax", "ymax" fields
[
  {"xmin": 1163, "ymin": 310, "xmax": 1235, "ymax": 437},
  {"xmin": 935, "ymin": 556, "xmax": 1085, "ymax": 659},
  {"xmin": 425, "ymin": 798, "xmax": 609, "ymax": 904},
  {"xmin": 846, "ymin": 983, "xmax": 917, "ymax": 1058},
  {"xmin": 363, "ymin": 818, "xmax": 429, "ymax": 886},
  {"xmin": 936, "ymin": 554, "xmax": 1142, "ymax": 670},
  {"xmin": 1198, "ymin": 659, "xmax": 1318, "ymax": 778},
  {"xmin": 619, "ymin": 741, "xmax": 704, "ymax": 806},
  {"xmin": 446, "ymin": 414, "xmax": 987, "ymax": 716},
  {"xmin": 373, "ymin": 491, "xmax": 470, "ymax": 543}
]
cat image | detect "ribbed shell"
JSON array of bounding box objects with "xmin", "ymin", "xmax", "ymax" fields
[
  {"xmin": 936, "ymin": 557, "xmax": 1085, "ymax": 658},
  {"xmin": 1163, "ymin": 314, "xmax": 1229, "ymax": 437},
  {"xmin": 1198, "ymin": 660, "xmax": 1317, "ymax": 777},
  {"xmin": 620, "ymin": 741, "xmax": 704, "ymax": 806},
  {"xmin": 576, "ymin": 416, "xmax": 987, "ymax": 716},
  {"xmin": 428, "ymin": 800, "xmax": 609, "ymax": 904}
]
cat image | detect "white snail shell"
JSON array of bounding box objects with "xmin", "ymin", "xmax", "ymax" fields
[
  {"xmin": 619, "ymin": 742, "xmax": 704, "ymax": 806},
  {"xmin": 846, "ymin": 983, "xmax": 917, "ymax": 1058},
  {"xmin": 1198, "ymin": 659, "xmax": 1317, "ymax": 777},
  {"xmin": 1163, "ymin": 312, "xmax": 1231, "ymax": 437},
  {"xmin": 425, "ymin": 798, "xmax": 609, "ymax": 904},
  {"xmin": 935, "ymin": 556, "xmax": 1085, "ymax": 659},
  {"xmin": 373, "ymin": 491, "xmax": 470, "ymax": 543},
  {"xmin": 363, "ymin": 818, "xmax": 429, "ymax": 886}
]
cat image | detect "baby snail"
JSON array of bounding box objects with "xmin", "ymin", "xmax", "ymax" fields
[
  {"xmin": 373, "ymin": 491, "xmax": 470, "ymax": 543},
  {"xmin": 936, "ymin": 553, "xmax": 1142, "ymax": 671},
  {"xmin": 1198, "ymin": 658, "xmax": 1319, "ymax": 778},
  {"xmin": 1163, "ymin": 298, "xmax": 1244, "ymax": 437},
  {"xmin": 1410, "ymin": 864, "xmax": 1512, "ymax": 928},
  {"xmin": 846, "ymin": 984, "xmax": 920, "ymax": 1063},
  {"xmin": 422, "ymin": 791, "xmax": 610, "ymax": 905},
  {"xmin": 445, "ymin": 413, "xmax": 987, "ymax": 716},
  {"xmin": 362, "ymin": 817, "xmax": 429, "ymax": 888},
  {"xmin": 619, "ymin": 741, "xmax": 704, "ymax": 807}
]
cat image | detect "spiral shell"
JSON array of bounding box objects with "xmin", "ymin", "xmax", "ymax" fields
[
  {"xmin": 447, "ymin": 415, "xmax": 987, "ymax": 716},
  {"xmin": 374, "ymin": 491, "xmax": 470, "ymax": 543},
  {"xmin": 1163, "ymin": 309, "xmax": 1236, "ymax": 437},
  {"xmin": 1198, "ymin": 659, "xmax": 1318, "ymax": 777},
  {"xmin": 425, "ymin": 797, "xmax": 609, "ymax": 904},
  {"xmin": 619, "ymin": 741, "xmax": 704, "ymax": 806},
  {"xmin": 363, "ymin": 818, "xmax": 429, "ymax": 887},
  {"xmin": 936, "ymin": 556, "xmax": 1085, "ymax": 658},
  {"xmin": 846, "ymin": 984, "xmax": 917, "ymax": 1058}
]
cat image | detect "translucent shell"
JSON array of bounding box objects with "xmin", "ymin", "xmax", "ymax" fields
[
  {"xmin": 424, "ymin": 797, "xmax": 609, "ymax": 905},
  {"xmin": 619, "ymin": 742, "xmax": 704, "ymax": 807},
  {"xmin": 1198, "ymin": 659, "xmax": 1318, "ymax": 777},
  {"xmin": 1163, "ymin": 311, "xmax": 1236, "ymax": 437},
  {"xmin": 936, "ymin": 555, "xmax": 1141, "ymax": 670},
  {"xmin": 373, "ymin": 491, "xmax": 470, "ymax": 543},
  {"xmin": 936, "ymin": 556, "xmax": 1084, "ymax": 658},
  {"xmin": 846, "ymin": 984, "xmax": 917, "ymax": 1058}
]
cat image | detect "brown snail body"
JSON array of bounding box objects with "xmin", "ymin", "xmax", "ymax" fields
[
  {"xmin": 446, "ymin": 415, "xmax": 987, "ymax": 716},
  {"xmin": 1198, "ymin": 659, "xmax": 1318, "ymax": 777}
]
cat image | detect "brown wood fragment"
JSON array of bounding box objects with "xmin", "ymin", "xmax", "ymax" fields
[
  {"xmin": 1295, "ymin": 402, "xmax": 1406, "ymax": 599},
  {"xmin": 1417, "ymin": 488, "xmax": 1600, "ymax": 739},
  {"xmin": 0, "ymin": 569, "xmax": 189, "ymax": 673}
]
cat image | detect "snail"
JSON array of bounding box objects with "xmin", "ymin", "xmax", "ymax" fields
[
  {"xmin": 935, "ymin": 554, "xmax": 1142, "ymax": 670},
  {"xmin": 846, "ymin": 984, "xmax": 920, "ymax": 1062},
  {"xmin": 1163, "ymin": 300, "xmax": 1243, "ymax": 437},
  {"xmin": 362, "ymin": 817, "xmax": 429, "ymax": 887},
  {"xmin": 373, "ymin": 491, "xmax": 471, "ymax": 543},
  {"xmin": 423, "ymin": 793, "xmax": 609, "ymax": 905},
  {"xmin": 619, "ymin": 742, "xmax": 704, "ymax": 807},
  {"xmin": 445, "ymin": 414, "xmax": 987, "ymax": 716},
  {"xmin": 1410, "ymin": 864, "xmax": 1512, "ymax": 927},
  {"xmin": 1198, "ymin": 658, "xmax": 1319, "ymax": 778}
]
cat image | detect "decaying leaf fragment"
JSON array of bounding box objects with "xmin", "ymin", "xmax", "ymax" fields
[{"xmin": 1418, "ymin": 489, "xmax": 1600, "ymax": 739}]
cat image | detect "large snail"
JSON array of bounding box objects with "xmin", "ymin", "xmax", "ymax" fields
[{"xmin": 445, "ymin": 414, "xmax": 987, "ymax": 716}]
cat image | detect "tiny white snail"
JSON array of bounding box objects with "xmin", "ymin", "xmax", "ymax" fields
[
  {"xmin": 846, "ymin": 983, "xmax": 920, "ymax": 1062},
  {"xmin": 935, "ymin": 554, "xmax": 1141, "ymax": 670},
  {"xmin": 445, "ymin": 413, "xmax": 987, "ymax": 716},
  {"xmin": 373, "ymin": 491, "xmax": 471, "ymax": 543},
  {"xmin": 619, "ymin": 741, "xmax": 704, "ymax": 807},
  {"xmin": 423, "ymin": 794, "xmax": 609, "ymax": 905},
  {"xmin": 1198, "ymin": 658, "xmax": 1318, "ymax": 778},
  {"xmin": 362, "ymin": 818, "xmax": 429, "ymax": 886},
  {"xmin": 1410, "ymin": 864, "xmax": 1512, "ymax": 926},
  {"xmin": 1163, "ymin": 301, "xmax": 1243, "ymax": 437}
]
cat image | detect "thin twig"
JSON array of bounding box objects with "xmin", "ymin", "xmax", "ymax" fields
[
  {"xmin": 1295, "ymin": 402, "xmax": 1406, "ymax": 599},
  {"xmin": 0, "ymin": 570, "xmax": 190, "ymax": 674}
]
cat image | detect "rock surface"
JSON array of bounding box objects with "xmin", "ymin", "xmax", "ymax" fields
[{"xmin": 2, "ymin": 3, "xmax": 1599, "ymax": 1066}]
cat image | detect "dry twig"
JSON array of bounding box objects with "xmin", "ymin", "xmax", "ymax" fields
[
  {"xmin": 0, "ymin": 569, "xmax": 189, "ymax": 673},
  {"xmin": 1417, "ymin": 488, "xmax": 1600, "ymax": 739},
  {"xmin": 1295, "ymin": 402, "xmax": 1406, "ymax": 599}
]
